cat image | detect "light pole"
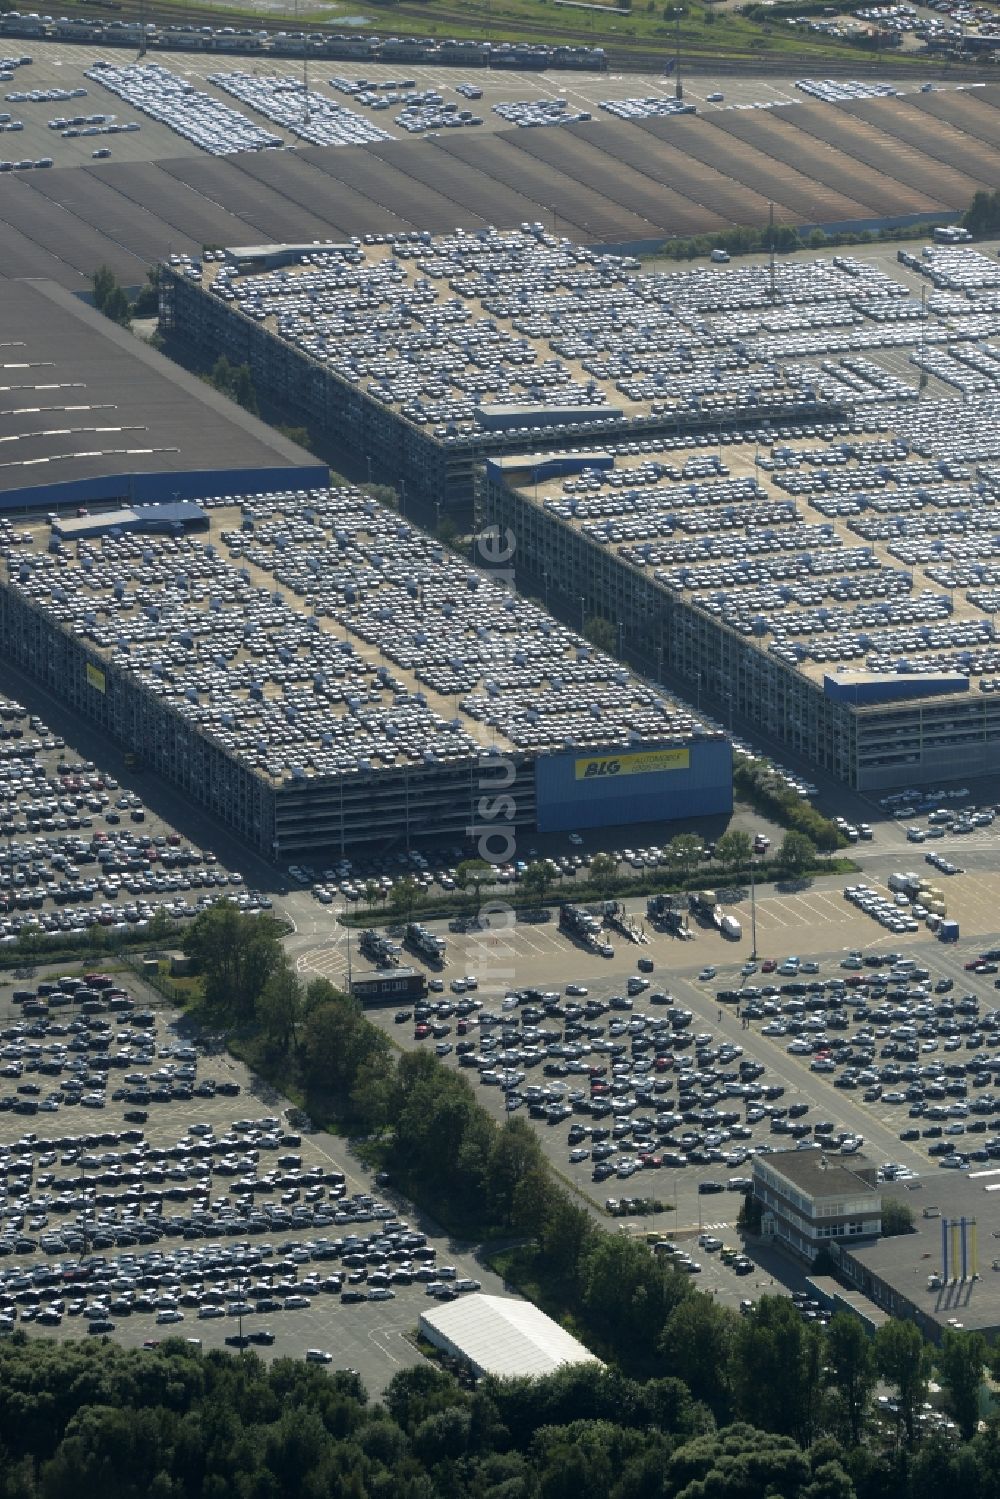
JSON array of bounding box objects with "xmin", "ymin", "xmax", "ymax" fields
[
  {"xmin": 750, "ymin": 854, "xmax": 758, "ymax": 962},
  {"xmin": 617, "ymin": 620, "xmax": 625, "ymax": 657},
  {"xmin": 580, "ymin": 595, "xmax": 586, "ymax": 634},
  {"xmin": 543, "ymin": 568, "xmax": 549, "ymax": 608},
  {"xmin": 671, "ymin": 8, "xmax": 684, "ymax": 101},
  {"xmin": 366, "ymin": 454, "xmax": 373, "ymax": 484}
]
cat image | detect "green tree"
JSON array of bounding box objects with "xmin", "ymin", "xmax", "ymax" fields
[
  {"xmin": 964, "ymin": 188, "xmax": 1000, "ymax": 236},
  {"xmin": 715, "ymin": 829, "xmax": 752, "ymax": 873},
  {"xmin": 540, "ymin": 1189, "xmax": 597, "ymax": 1282},
  {"xmin": 590, "ymin": 852, "xmax": 618, "ymax": 899},
  {"xmin": 147, "ymin": 906, "xmax": 173, "ymax": 944},
  {"xmin": 93, "ymin": 264, "xmax": 131, "ymax": 324},
  {"xmin": 512, "ymin": 1165, "xmax": 551, "ymax": 1237},
  {"xmin": 301, "ymin": 990, "xmax": 389, "ymax": 1097},
  {"xmin": 779, "ymin": 830, "xmax": 816, "ymax": 874},
  {"xmin": 732, "ymin": 1296, "xmax": 824, "ymax": 1443},
  {"xmin": 348, "ymin": 1049, "xmax": 396, "ymax": 1131},
  {"xmin": 256, "ymin": 955, "xmax": 302, "ymax": 1052},
  {"xmin": 669, "ymin": 833, "xmax": 703, "ymax": 878},
  {"xmin": 521, "ymin": 860, "xmax": 554, "ymax": 907},
  {"xmin": 875, "ymin": 1317, "xmax": 929, "ymax": 1444},
  {"xmin": 583, "ymin": 614, "xmax": 617, "ymax": 654},
  {"xmin": 582, "ymin": 1236, "xmax": 690, "ymax": 1360},
  {"xmin": 231, "ymin": 363, "xmax": 259, "ymax": 415},
  {"xmin": 210, "ymin": 354, "xmax": 234, "ymax": 393},
  {"xmin": 880, "ymin": 1199, "xmax": 915, "ymax": 1237},
  {"xmin": 92, "ymin": 264, "xmax": 116, "ymax": 311},
  {"xmin": 182, "ymin": 905, "xmax": 282, "ymax": 1023},
  {"xmin": 487, "ymin": 1118, "xmax": 544, "ymax": 1227},
  {"xmin": 388, "ymin": 876, "xmax": 419, "ymax": 922},
  {"xmin": 455, "ymin": 860, "xmax": 492, "ymax": 922},
  {"xmin": 131, "ymin": 263, "xmax": 160, "ymax": 318},
  {"xmin": 363, "ymin": 879, "xmax": 381, "ymax": 919},
  {"xmin": 939, "ymin": 1327, "xmax": 988, "ymax": 1440},
  {"xmin": 659, "ymin": 1292, "xmax": 738, "ymax": 1419},
  {"xmin": 802, "ymin": 1460, "xmax": 858, "ymax": 1499},
  {"xmin": 666, "ymin": 1423, "xmax": 811, "ymax": 1499},
  {"xmin": 825, "ymin": 1313, "xmax": 875, "ymax": 1446},
  {"xmin": 102, "ymin": 285, "xmax": 132, "ymax": 329}
]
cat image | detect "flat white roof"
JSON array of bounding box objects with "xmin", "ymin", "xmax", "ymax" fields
[{"xmin": 418, "ymin": 1294, "xmax": 601, "ymax": 1380}]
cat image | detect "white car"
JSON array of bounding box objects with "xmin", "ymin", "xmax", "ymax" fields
[
  {"xmin": 568, "ymin": 833, "xmax": 584, "ymax": 846},
  {"xmin": 698, "ymin": 967, "xmax": 717, "ymax": 981}
]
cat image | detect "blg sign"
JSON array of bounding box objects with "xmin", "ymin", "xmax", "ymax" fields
[{"xmin": 574, "ymin": 748, "xmax": 690, "ymax": 781}]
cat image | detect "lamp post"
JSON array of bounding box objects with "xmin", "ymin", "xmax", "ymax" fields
[
  {"xmin": 671, "ymin": 8, "xmax": 684, "ymax": 101},
  {"xmin": 580, "ymin": 595, "xmax": 586, "ymax": 634},
  {"xmin": 750, "ymin": 854, "xmax": 758, "ymax": 962}
]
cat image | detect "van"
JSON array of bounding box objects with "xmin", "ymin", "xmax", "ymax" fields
[{"xmin": 711, "ymin": 248, "xmax": 730, "ymax": 263}]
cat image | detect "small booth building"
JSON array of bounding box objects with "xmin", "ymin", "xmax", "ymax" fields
[
  {"xmin": 349, "ymin": 967, "xmax": 428, "ymax": 1006},
  {"xmin": 752, "ymin": 1150, "xmax": 883, "ymax": 1263}
]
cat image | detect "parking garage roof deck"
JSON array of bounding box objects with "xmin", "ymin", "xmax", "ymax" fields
[
  {"xmin": 198, "ymin": 228, "xmax": 842, "ymax": 442},
  {"xmin": 4, "ymin": 488, "xmax": 714, "ymax": 786},
  {"xmin": 517, "ymin": 421, "xmax": 1000, "ymax": 697},
  {"xmin": 498, "ymin": 247, "xmax": 1000, "ymax": 702}
]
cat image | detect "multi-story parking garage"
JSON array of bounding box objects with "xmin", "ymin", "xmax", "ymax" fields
[
  {"xmin": 0, "ymin": 484, "xmax": 731, "ymax": 860},
  {"xmin": 159, "ymin": 232, "xmax": 840, "ymax": 513},
  {"xmin": 485, "ymin": 442, "xmax": 1000, "ymax": 792},
  {"xmin": 483, "ymin": 410, "xmax": 1000, "ymax": 790}
]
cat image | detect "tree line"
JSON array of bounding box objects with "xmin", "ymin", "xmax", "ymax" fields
[
  {"xmin": 0, "ymin": 1297, "xmax": 997, "ymax": 1499},
  {"xmin": 346, "ymin": 833, "xmax": 842, "ymax": 933}
]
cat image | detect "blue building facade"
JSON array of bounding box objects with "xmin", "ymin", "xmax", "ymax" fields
[{"xmin": 534, "ymin": 737, "xmax": 732, "ymax": 832}]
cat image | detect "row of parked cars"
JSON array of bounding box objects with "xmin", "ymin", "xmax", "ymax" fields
[
  {"xmin": 0, "ymin": 695, "xmax": 265, "ymax": 944},
  {"xmin": 401, "ymin": 976, "xmax": 814, "ymax": 1189},
  {"xmin": 87, "ymin": 61, "xmax": 282, "ymax": 155},
  {"xmin": 0, "ymin": 981, "xmax": 489, "ymax": 1351},
  {"xmin": 731, "ymin": 949, "xmax": 1000, "ymax": 1172}
]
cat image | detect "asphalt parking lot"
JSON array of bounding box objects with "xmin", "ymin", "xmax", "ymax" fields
[
  {"xmin": 0, "ymin": 966, "xmax": 506, "ymax": 1391},
  {"xmin": 0, "ymin": 686, "xmax": 272, "ymax": 946},
  {"xmin": 328, "ymin": 813, "xmax": 1000, "ymax": 1266},
  {"xmin": 4, "ymin": 41, "xmax": 956, "ymax": 173}
]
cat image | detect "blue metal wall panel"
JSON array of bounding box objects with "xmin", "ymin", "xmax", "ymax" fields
[
  {"xmin": 0, "ymin": 464, "xmax": 329, "ymax": 515},
  {"xmin": 535, "ymin": 738, "xmax": 732, "ymax": 832},
  {"xmin": 824, "ymin": 672, "xmax": 968, "ymax": 705}
]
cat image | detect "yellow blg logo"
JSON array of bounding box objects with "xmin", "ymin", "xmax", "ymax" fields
[
  {"xmin": 582, "ymin": 759, "xmax": 622, "ymax": 778},
  {"xmin": 574, "ymin": 748, "xmax": 691, "ymax": 780}
]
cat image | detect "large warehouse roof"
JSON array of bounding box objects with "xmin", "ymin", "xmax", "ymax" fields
[
  {"xmin": 3, "ymin": 85, "xmax": 1000, "ymax": 290},
  {"xmin": 418, "ymin": 1295, "xmax": 601, "ymax": 1380},
  {"xmin": 0, "ymin": 279, "xmax": 324, "ymax": 505}
]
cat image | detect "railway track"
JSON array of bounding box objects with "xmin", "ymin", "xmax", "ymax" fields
[{"xmin": 42, "ymin": 0, "xmax": 997, "ymax": 75}]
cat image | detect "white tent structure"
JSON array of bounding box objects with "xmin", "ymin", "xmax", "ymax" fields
[{"xmin": 418, "ymin": 1295, "xmax": 602, "ymax": 1380}]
